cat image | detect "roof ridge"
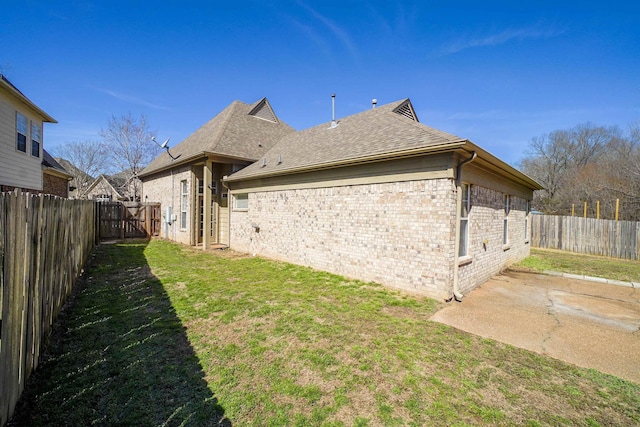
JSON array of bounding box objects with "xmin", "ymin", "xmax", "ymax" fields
[
  {"xmin": 209, "ymin": 100, "xmax": 250, "ymax": 152},
  {"xmin": 294, "ymin": 98, "xmax": 413, "ymax": 133}
]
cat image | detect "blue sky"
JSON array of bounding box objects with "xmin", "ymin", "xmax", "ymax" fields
[{"xmin": 2, "ymin": 1, "xmax": 639, "ymax": 166}]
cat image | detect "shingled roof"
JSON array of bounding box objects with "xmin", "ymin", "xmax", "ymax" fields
[
  {"xmin": 140, "ymin": 97, "xmax": 295, "ymax": 177},
  {"xmin": 42, "ymin": 149, "xmax": 69, "ymax": 173},
  {"xmin": 226, "ymin": 99, "xmax": 466, "ymax": 181}
]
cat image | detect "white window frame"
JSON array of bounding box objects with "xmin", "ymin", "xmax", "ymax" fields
[
  {"xmin": 180, "ymin": 180, "xmax": 188, "ymax": 230},
  {"xmin": 503, "ymin": 194, "xmax": 510, "ymax": 246},
  {"xmin": 233, "ymin": 193, "xmax": 249, "ymax": 211},
  {"xmin": 16, "ymin": 112, "xmax": 27, "ymax": 153},
  {"xmin": 31, "ymin": 121, "xmax": 41, "ymax": 157},
  {"xmin": 459, "ymin": 183, "xmax": 470, "ymax": 257}
]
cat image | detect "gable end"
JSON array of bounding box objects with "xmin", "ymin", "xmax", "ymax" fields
[
  {"xmin": 393, "ymin": 100, "xmax": 419, "ymax": 122},
  {"xmin": 248, "ymin": 98, "xmax": 278, "ymax": 123}
]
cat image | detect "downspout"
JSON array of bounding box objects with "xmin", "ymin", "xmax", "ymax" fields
[{"xmin": 451, "ymin": 151, "xmax": 477, "ymax": 302}]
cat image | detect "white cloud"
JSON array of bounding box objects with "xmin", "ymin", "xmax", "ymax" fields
[
  {"xmin": 92, "ymin": 87, "xmax": 169, "ymax": 110},
  {"xmin": 438, "ymin": 23, "xmax": 565, "ymax": 56},
  {"xmin": 294, "ymin": 1, "xmax": 359, "ymax": 63}
]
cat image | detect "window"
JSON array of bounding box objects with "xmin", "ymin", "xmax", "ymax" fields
[
  {"xmin": 233, "ymin": 193, "xmax": 249, "ymax": 210},
  {"xmin": 503, "ymin": 194, "xmax": 510, "ymax": 245},
  {"xmin": 459, "ymin": 183, "xmax": 470, "ymax": 257},
  {"xmin": 16, "ymin": 112, "xmax": 27, "ymax": 152},
  {"xmin": 525, "ymin": 200, "xmax": 531, "ymax": 240},
  {"xmin": 180, "ymin": 180, "xmax": 188, "ymax": 229},
  {"xmin": 31, "ymin": 122, "xmax": 41, "ymax": 157}
]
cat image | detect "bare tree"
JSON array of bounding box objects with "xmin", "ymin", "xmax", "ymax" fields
[
  {"xmin": 605, "ymin": 123, "xmax": 640, "ymax": 219},
  {"xmin": 52, "ymin": 140, "xmax": 108, "ymax": 197},
  {"xmin": 521, "ymin": 122, "xmax": 634, "ymax": 217},
  {"xmin": 100, "ymin": 113, "xmax": 160, "ymax": 201},
  {"xmin": 520, "ymin": 130, "xmax": 572, "ymax": 213}
]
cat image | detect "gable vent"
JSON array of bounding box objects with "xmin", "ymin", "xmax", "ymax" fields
[
  {"xmin": 393, "ymin": 100, "xmax": 419, "ymax": 122},
  {"xmin": 248, "ymin": 98, "xmax": 278, "ymax": 123}
]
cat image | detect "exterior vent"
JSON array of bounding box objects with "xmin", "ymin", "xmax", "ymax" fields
[
  {"xmin": 248, "ymin": 98, "xmax": 278, "ymax": 123},
  {"xmin": 393, "ymin": 100, "xmax": 419, "ymax": 122}
]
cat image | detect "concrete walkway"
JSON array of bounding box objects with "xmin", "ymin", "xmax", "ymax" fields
[{"xmin": 430, "ymin": 270, "xmax": 640, "ymax": 383}]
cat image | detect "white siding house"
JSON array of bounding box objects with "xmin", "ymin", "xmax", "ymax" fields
[{"xmin": 0, "ymin": 74, "xmax": 57, "ymax": 193}]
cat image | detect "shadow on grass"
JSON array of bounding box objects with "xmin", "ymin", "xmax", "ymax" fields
[{"xmin": 9, "ymin": 240, "xmax": 230, "ymax": 426}]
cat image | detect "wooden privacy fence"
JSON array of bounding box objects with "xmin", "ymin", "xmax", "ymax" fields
[
  {"xmin": 97, "ymin": 201, "xmax": 161, "ymax": 240},
  {"xmin": 0, "ymin": 191, "xmax": 96, "ymax": 425},
  {"xmin": 531, "ymin": 215, "xmax": 640, "ymax": 260}
]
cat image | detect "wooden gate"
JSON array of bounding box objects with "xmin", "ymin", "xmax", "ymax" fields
[{"xmin": 97, "ymin": 202, "xmax": 161, "ymax": 240}]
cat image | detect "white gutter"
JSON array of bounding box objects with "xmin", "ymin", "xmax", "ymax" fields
[{"xmin": 451, "ymin": 151, "xmax": 477, "ymax": 302}]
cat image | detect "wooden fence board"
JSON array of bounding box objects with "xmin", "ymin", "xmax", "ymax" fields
[
  {"xmin": 531, "ymin": 215, "xmax": 640, "ymax": 260},
  {"xmin": 97, "ymin": 202, "xmax": 160, "ymax": 240},
  {"xmin": 0, "ymin": 191, "xmax": 96, "ymax": 426}
]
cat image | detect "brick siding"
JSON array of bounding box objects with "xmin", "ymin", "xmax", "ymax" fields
[
  {"xmin": 231, "ymin": 179, "xmax": 458, "ymax": 299},
  {"xmin": 231, "ymin": 179, "xmax": 531, "ymax": 299},
  {"xmin": 142, "ymin": 165, "xmax": 192, "ymax": 245},
  {"xmin": 42, "ymin": 174, "xmax": 69, "ymax": 198},
  {"xmin": 457, "ymin": 185, "xmax": 530, "ymax": 294}
]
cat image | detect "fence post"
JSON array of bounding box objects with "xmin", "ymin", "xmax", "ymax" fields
[
  {"xmin": 596, "ymin": 200, "xmax": 600, "ymax": 220},
  {"xmin": 583, "ymin": 201, "xmax": 587, "ymax": 218},
  {"xmin": 615, "ymin": 198, "xmax": 619, "ymax": 221},
  {"xmin": 120, "ymin": 203, "xmax": 125, "ymax": 240}
]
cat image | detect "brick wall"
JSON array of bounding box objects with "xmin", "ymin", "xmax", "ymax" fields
[
  {"xmin": 231, "ymin": 179, "xmax": 458, "ymax": 299},
  {"xmin": 231, "ymin": 178, "xmax": 532, "ymax": 300},
  {"xmin": 1, "ymin": 184, "xmax": 39, "ymax": 194},
  {"xmin": 42, "ymin": 174, "xmax": 69, "ymax": 198},
  {"xmin": 457, "ymin": 185, "xmax": 531, "ymax": 294},
  {"xmin": 142, "ymin": 165, "xmax": 192, "ymax": 245}
]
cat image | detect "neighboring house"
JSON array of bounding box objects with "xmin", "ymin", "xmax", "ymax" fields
[
  {"xmin": 139, "ymin": 97, "xmax": 295, "ymax": 245},
  {"xmin": 56, "ymin": 157, "xmax": 94, "ymax": 199},
  {"xmin": 81, "ymin": 170, "xmax": 142, "ymax": 201},
  {"xmin": 111, "ymin": 169, "xmax": 143, "ymax": 201},
  {"xmin": 0, "ymin": 74, "xmax": 57, "ymax": 193},
  {"xmin": 42, "ymin": 149, "xmax": 73, "ymax": 198},
  {"xmin": 142, "ymin": 97, "xmax": 542, "ymax": 300},
  {"xmin": 82, "ymin": 174, "xmax": 127, "ymax": 201}
]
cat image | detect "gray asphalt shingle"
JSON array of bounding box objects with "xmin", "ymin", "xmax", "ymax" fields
[
  {"xmin": 141, "ymin": 98, "xmax": 295, "ymax": 176},
  {"xmin": 227, "ymin": 99, "xmax": 465, "ymax": 181}
]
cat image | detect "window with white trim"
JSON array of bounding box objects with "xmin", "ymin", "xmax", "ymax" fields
[
  {"xmin": 233, "ymin": 193, "xmax": 249, "ymax": 210},
  {"xmin": 16, "ymin": 112, "xmax": 27, "ymax": 153},
  {"xmin": 180, "ymin": 180, "xmax": 188, "ymax": 229},
  {"xmin": 459, "ymin": 183, "xmax": 470, "ymax": 257},
  {"xmin": 31, "ymin": 122, "xmax": 41, "ymax": 157},
  {"xmin": 503, "ymin": 194, "xmax": 510, "ymax": 245}
]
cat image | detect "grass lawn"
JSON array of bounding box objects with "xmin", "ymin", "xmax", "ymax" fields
[
  {"xmin": 516, "ymin": 248, "xmax": 640, "ymax": 282},
  {"xmin": 11, "ymin": 239, "xmax": 640, "ymax": 426}
]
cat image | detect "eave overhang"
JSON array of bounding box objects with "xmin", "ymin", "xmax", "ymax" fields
[
  {"xmin": 138, "ymin": 151, "xmax": 259, "ymax": 179},
  {"xmin": 224, "ymin": 140, "xmax": 468, "ymax": 183},
  {"xmin": 0, "ymin": 76, "xmax": 57, "ymax": 123}
]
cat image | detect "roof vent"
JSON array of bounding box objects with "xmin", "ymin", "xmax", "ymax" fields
[
  {"xmin": 329, "ymin": 93, "xmax": 339, "ymax": 129},
  {"xmin": 261, "ymin": 158, "xmax": 267, "ymax": 167},
  {"xmin": 372, "ymin": 98, "xmax": 377, "ymax": 109},
  {"xmin": 277, "ymin": 154, "xmax": 282, "ymax": 165},
  {"xmin": 248, "ymin": 98, "xmax": 278, "ymax": 123},
  {"xmin": 393, "ymin": 100, "xmax": 419, "ymax": 122}
]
